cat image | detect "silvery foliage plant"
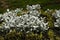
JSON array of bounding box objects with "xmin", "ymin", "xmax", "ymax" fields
[
  {"xmin": 0, "ymin": 4, "xmax": 49, "ymax": 33},
  {"xmin": 52, "ymin": 9, "xmax": 60, "ymax": 27}
]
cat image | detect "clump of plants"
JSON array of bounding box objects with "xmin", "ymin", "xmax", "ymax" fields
[{"xmin": 0, "ymin": 4, "xmax": 60, "ymax": 40}]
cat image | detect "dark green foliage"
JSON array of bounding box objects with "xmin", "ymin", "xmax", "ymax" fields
[
  {"xmin": 0, "ymin": 0, "xmax": 60, "ymax": 13},
  {"xmin": 0, "ymin": 30, "xmax": 60, "ymax": 40}
]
